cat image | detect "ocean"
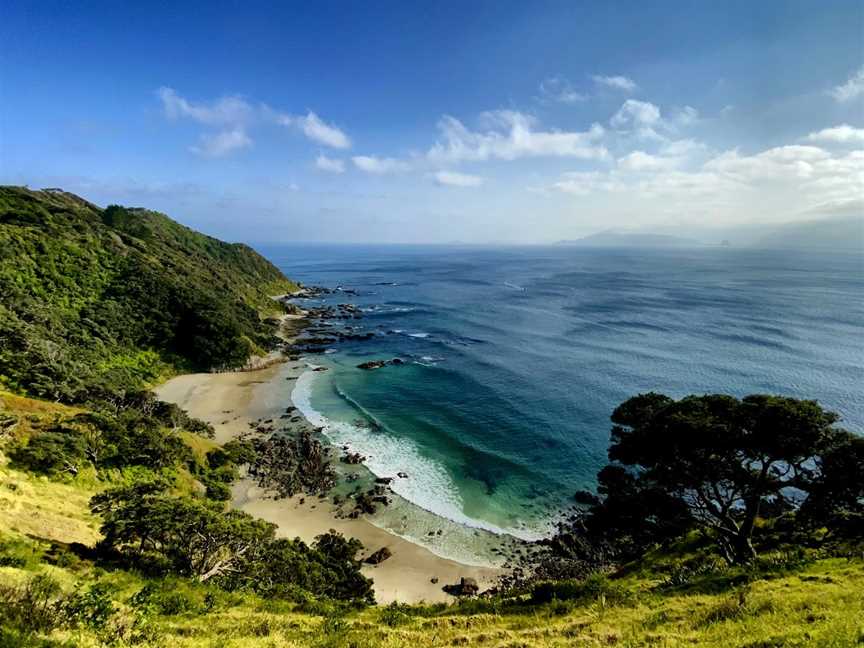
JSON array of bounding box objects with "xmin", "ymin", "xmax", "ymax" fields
[{"xmin": 257, "ymin": 244, "xmax": 864, "ymax": 562}]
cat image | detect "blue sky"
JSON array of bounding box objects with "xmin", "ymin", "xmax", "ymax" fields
[{"xmin": 1, "ymin": 1, "xmax": 862, "ymax": 243}]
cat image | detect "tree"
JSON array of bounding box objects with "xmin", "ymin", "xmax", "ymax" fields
[
  {"xmin": 91, "ymin": 480, "xmax": 276, "ymax": 581},
  {"xmin": 605, "ymin": 392, "xmax": 849, "ymax": 564},
  {"xmin": 9, "ymin": 427, "xmax": 87, "ymax": 476},
  {"xmin": 90, "ymin": 481, "xmax": 375, "ymax": 604},
  {"xmin": 798, "ymin": 431, "xmax": 864, "ymax": 539}
]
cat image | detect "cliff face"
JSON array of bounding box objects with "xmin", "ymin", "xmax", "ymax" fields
[{"xmin": 0, "ymin": 186, "xmax": 298, "ymax": 401}]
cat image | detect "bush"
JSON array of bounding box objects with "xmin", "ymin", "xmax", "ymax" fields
[
  {"xmin": 379, "ymin": 602, "xmax": 411, "ymax": 627},
  {"xmin": 63, "ymin": 582, "xmax": 115, "ymax": 630},
  {"xmin": 130, "ymin": 583, "xmax": 197, "ymax": 616},
  {"xmin": 8, "ymin": 429, "xmax": 87, "ymax": 476},
  {"xmin": 0, "ymin": 574, "xmax": 65, "ymax": 635}
]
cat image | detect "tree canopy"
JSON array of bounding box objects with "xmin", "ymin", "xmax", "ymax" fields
[
  {"xmin": 90, "ymin": 480, "xmax": 374, "ymax": 604},
  {"xmin": 562, "ymin": 393, "xmax": 863, "ymax": 566}
]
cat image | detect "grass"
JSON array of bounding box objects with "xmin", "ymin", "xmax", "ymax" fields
[
  {"xmin": 1, "ymin": 551, "xmax": 860, "ymax": 647},
  {"xmin": 1, "ymin": 394, "xmax": 862, "ymax": 647}
]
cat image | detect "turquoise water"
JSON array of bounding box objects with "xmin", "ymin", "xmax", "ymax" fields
[{"xmin": 260, "ymin": 244, "xmax": 864, "ymax": 540}]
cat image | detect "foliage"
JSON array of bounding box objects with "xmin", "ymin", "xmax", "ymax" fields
[
  {"xmin": 89, "ymin": 480, "xmax": 374, "ymax": 604},
  {"xmin": 7, "ymin": 392, "xmax": 211, "ymax": 478},
  {"xmin": 558, "ymin": 393, "xmax": 864, "ymax": 568},
  {"xmin": 0, "ymin": 187, "xmax": 297, "ymax": 402},
  {"xmin": 531, "ymin": 573, "xmax": 629, "ymax": 605}
]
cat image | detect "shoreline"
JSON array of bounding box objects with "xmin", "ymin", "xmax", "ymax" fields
[{"xmin": 154, "ymin": 359, "xmax": 507, "ymax": 604}]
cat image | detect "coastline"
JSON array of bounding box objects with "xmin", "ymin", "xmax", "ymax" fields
[{"xmin": 154, "ymin": 359, "xmax": 507, "ymax": 604}]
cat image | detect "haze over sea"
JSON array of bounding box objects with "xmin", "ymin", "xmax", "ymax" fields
[{"xmin": 260, "ymin": 244, "xmax": 864, "ymax": 543}]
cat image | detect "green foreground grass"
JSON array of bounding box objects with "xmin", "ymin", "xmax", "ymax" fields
[
  {"xmin": 2, "ymin": 453, "xmax": 862, "ymax": 647},
  {"xmin": 1, "ymin": 519, "xmax": 862, "ymax": 647},
  {"xmin": 1, "ymin": 391, "xmax": 862, "ymax": 647}
]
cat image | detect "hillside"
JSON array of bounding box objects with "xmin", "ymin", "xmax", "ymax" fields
[
  {"xmin": 557, "ymin": 231, "xmax": 703, "ymax": 248},
  {"xmin": 0, "ymin": 187, "xmax": 298, "ymax": 402}
]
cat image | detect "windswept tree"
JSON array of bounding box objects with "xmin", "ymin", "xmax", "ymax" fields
[
  {"xmin": 90, "ymin": 480, "xmax": 374, "ymax": 603},
  {"xmin": 600, "ymin": 392, "xmax": 857, "ymax": 564},
  {"xmin": 91, "ymin": 479, "xmax": 276, "ymax": 582}
]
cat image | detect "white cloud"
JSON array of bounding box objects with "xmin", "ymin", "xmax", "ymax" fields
[
  {"xmin": 428, "ymin": 110, "xmax": 608, "ymax": 163},
  {"xmin": 705, "ymin": 145, "xmax": 830, "ymax": 180},
  {"xmin": 433, "ymin": 170, "xmax": 484, "ymax": 187},
  {"xmin": 538, "ymin": 77, "xmax": 586, "ymax": 104},
  {"xmin": 157, "ymin": 87, "xmax": 351, "ymax": 153},
  {"xmin": 806, "ymin": 124, "xmax": 864, "ymax": 144},
  {"xmin": 610, "ymin": 99, "xmax": 661, "ymax": 129},
  {"xmin": 660, "ymin": 139, "xmax": 705, "ymax": 157},
  {"xmin": 287, "ymin": 112, "xmax": 351, "ymax": 149},
  {"xmin": 547, "ymin": 135, "xmax": 863, "ymax": 223},
  {"xmin": 673, "ymin": 106, "xmax": 700, "ymax": 126},
  {"xmin": 190, "ymin": 128, "xmax": 252, "ymax": 157},
  {"xmin": 592, "ymin": 75, "xmax": 637, "ymax": 92},
  {"xmin": 829, "ymin": 65, "xmax": 864, "ymax": 102},
  {"xmin": 158, "ymin": 87, "xmax": 253, "ymax": 125},
  {"xmin": 617, "ymin": 151, "xmax": 681, "ymax": 172},
  {"xmin": 315, "ymin": 154, "xmax": 345, "ymax": 173},
  {"xmin": 553, "ymin": 171, "xmax": 622, "ymax": 195},
  {"xmin": 352, "ymin": 155, "xmax": 411, "ymax": 174}
]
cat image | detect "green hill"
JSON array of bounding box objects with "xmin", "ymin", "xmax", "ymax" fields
[{"xmin": 0, "ymin": 187, "xmax": 298, "ymax": 402}]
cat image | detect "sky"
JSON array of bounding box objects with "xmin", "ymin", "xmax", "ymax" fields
[{"xmin": 1, "ymin": 1, "xmax": 863, "ymax": 244}]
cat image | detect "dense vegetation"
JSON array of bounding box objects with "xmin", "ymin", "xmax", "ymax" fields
[
  {"xmin": 0, "ymin": 187, "xmax": 297, "ymax": 402},
  {"xmin": 547, "ymin": 394, "xmax": 864, "ymax": 576}
]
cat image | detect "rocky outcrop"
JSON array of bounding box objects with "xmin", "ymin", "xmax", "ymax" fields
[
  {"xmin": 364, "ymin": 547, "xmax": 392, "ymax": 565},
  {"xmin": 248, "ymin": 430, "xmax": 336, "ymax": 498},
  {"xmin": 443, "ymin": 577, "xmax": 479, "ymax": 596},
  {"xmin": 357, "ymin": 358, "xmax": 405, "ymax": 370}
]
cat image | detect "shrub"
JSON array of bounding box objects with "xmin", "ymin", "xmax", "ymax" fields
[
  {"xmin": 0, "ymin": 574, "xmax": 64, "ymax": 634},
  {"xmin": 8, "ymin": 429, "xmax": 87, "ymax": 476},
  {"xmin": 63, "ymin": 582, "xmax": 115, "ymax": 630},
  {"xmin": 379, "ymin": 602, "xmax": 411, "ymax": 627}
]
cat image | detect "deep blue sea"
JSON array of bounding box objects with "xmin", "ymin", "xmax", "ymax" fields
[{"xmin": 257, "ymin": 244, "xmax": 864, "ymax": 546}]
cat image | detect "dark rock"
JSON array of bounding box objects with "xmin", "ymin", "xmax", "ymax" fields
[
  {"xmin": 397, "ymin": 471, "xmax": 409, "ymax": 479},
  {"xmin": 364, "ymin": 547, "xmax": 393, "ymax": 565},
  {"xmin": 358, "ymin": 360, "xmax": 387, "ymax": 370},
  {"xmin": 443, "ymin": 577, "xmax": 479, "ymax": 597}
]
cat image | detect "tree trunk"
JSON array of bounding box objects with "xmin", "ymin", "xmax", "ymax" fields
[{"xmin": 732, "ymin": 533, "xmax": 756, "ymax": 564}]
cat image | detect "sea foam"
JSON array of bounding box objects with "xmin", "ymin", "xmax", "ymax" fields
[{"xmin": 291, "ymin": 370, "xmax": 545, "ymax": 541}]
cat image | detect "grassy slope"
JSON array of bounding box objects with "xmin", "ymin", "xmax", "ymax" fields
[{"xmin": 1, "ymin": 396, "xmax": 862, "ymax": 647}]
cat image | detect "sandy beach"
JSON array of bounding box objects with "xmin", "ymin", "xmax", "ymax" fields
[{"xmin": 155, "ymin": 359, "xmax": 505, "ymax": 604}]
